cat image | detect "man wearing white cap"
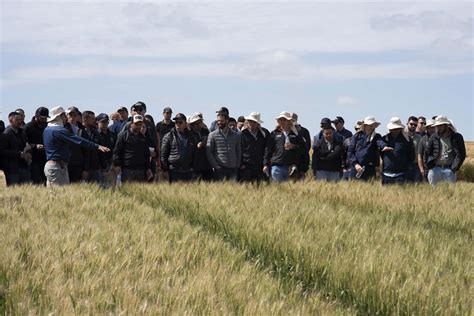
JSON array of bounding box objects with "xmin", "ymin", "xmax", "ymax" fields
[
  {"xmin": 424, "ymin": 115, "xmax": 466, "ymax": 186},
  {"xmin": 42, "ymin": 106, "xmax": 110, "ymax": 187},
  {"xmin": 263, "ymin": 111, "xmax": 309, "ymax": 182},
  {"xmin": 348, "ymin": 116, "xmax": 391, "ymax": 181},
  {"xmin": 113, "ymin": 114, "xmax": 153, "ymax": 183},
  {"xmin": 417, "ymin": 119, "xmax": 435, "ymax": 180},
  {"xmin": 380, "ymin": 117, "xmax": 415, "ymax": 185},
  {"xmin": 239, "ymin": 112, "xmax": 268, "ymax": 182}
]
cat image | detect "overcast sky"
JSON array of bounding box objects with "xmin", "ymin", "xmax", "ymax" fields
[{"xmin": 1, "ymin": 1, "xmax": 473, "ymax": 139}]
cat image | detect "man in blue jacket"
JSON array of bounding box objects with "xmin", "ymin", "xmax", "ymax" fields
[
  {"xmin": 43, "ymin": 106, "xmax": 110, "ymax": 187},
  {"xmin": 380, "ymin": 117, "xmax": 414, "ymax": 185}
]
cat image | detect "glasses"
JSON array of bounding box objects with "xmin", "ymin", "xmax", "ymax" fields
[
  {"xmin": 409, "ymin": 123, "xmax": 417, "ymax": 126},
  {"xmin": 419, "ymin": 122, "xmax": 426, "ymax": 125}
]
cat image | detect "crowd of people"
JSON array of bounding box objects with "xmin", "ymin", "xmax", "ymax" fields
[{"xmin": 0, "ymin": 102, "xmax": 466, "ymax": 188}]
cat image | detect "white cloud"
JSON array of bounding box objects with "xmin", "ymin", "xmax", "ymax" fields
[{"xmin": 336, "ymin": 96, "xmax": 359, "ymax": 106}]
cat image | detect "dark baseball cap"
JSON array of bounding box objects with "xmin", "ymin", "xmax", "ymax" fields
[
  {"xmin": 96, "ymin": 113, "xmax": 109, "ymax": 123},
  {"xmin": 66, "ymin": 106, "xmax": 81, "ymax": 115},
  {"xmin": 131, "ymin": 101, "xmax": 146, "ymax": 112},
  {"xmin": 216, "ymin": 106, "xmax": 229, "ymax": 114},
  {"xmin": 332, "ymin": 116, "xmax": 345, "ymax": 124},
  {"xmin": 320, "ymin": 117, "xmax": 331, "ymax": 126},
  {"xmin": 173, "ymin": 113, "xmax": 186, "ymax": 122},
  {"xmin": 35, "ymin": 107, "xmax": 49, "ymax": 118},
  {"xmin": 117, "ymin": 106, "xmax": 128, "ymax": 113},
  {"xmin": 163, "ymin": 107, "xmax": 173, "ymax": 113}
]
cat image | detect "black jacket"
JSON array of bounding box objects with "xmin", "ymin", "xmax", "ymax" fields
[
  {"xmin": 312, "ymin": 138, "xmax": 343, "ymax": 172},
  {"xmin": 241, "ymin": 128, "xmax": 268, "ymax": 168},
  {"xmin": 160, "ymin": 128, "xmax": 197, "ymax": 171},
  {"xmin": 190, "ymin": 128, "xmax": 212, "ymax": 171},
  {"xmin": 0, "ymin": 126, "xmax": 29, "ymax": 173},
  {"xmin": 24, "ymin": 118, "xmax": 47, "ymax": 164},
  {"xmin": 113, "ymin": 129, "xmax": 151, "ymax": 170},
  {"xmin": 381, "ymin": 133, "xmax": 415, "ymax": 174},
  {"xmin": 424, "ymin": 132, "xmax": 466, "ymax": 172},
  {"xmin": 296, "ymin": 125, "xmax": 311, "ymax": 151},
  {"xmin": 264, "ymin": 128, "xmax": 309, "ymax": 173},
  {"xmin": 97, "ymin": 130, "xmax": 117, "ymax": 169},
  {"xmin": 82, "ymin": 128, "xmax": 101, "ymax": 171},
  {"xmin": 66, "ymin": 123, "xmax": 90, "ymax": 170}
]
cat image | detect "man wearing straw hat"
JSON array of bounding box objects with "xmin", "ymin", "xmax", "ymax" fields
[
  {"xmin": 263, "ymin": 111, "xmax": 309, "ymax": 182},
  {"xmin": 380, "ymin": 117, "xmax": 415, "ymax": 185},
  {"xmin": 43, "ymin": 106, "xmax": 110, "ymax": 187},
  {"xmin": 239, "ymin": 112, "xmax": 268, "ymax": 182},
  {"xmin": 424, "ymin": 115, "xmax": 466, "ymax": 186},
  {"xmin": 347, "ymin": 116, "xmax": 392, "ymax": 181}
]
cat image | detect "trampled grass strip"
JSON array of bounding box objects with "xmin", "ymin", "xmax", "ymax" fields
[{"xmin": 123, "ymin": 182, "xmax": 473, "ymax": 315}]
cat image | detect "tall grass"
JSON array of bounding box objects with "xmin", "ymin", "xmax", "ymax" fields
[
  {"xmin": 121, "ymin": 181, "xmax": 473, "ymax": 315},
  {"xmin": 0, "ymin": 186, "xmax": 350, "ymax": 314}
]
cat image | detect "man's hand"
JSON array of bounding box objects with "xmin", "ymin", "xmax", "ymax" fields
[
  {"xmin": 355, "ymin": 164, "xmax": 363, "ymax": 173},
  {"xmin": 81, "ymin": 171, "xmax": 89, "ymax": 180},
  {"xmin": 284, "ymin": 142, "xmax": 296, "ymax": 150},
  {"xmin": 98, "ymin": 145, "xmax": 110, "ymax": 153},
  {"xmin": 262, "ymin": 166, "xmax": 270, "ymax": 177},
  {"xmin": 197, "ymin": 142, "xmax": 205, "ymax": 149},
  {"xmin": 36, "ymin": 144, "xmax": 44, "ymax": 150},
  {"xmin": 382, "ymin": 146, "xmax": 394, "ymax": 152},
  {"xmin": 146, "ymin": 169, "xmax": 153, "ymax": 180}
]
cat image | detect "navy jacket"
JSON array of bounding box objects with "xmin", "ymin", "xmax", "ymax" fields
[
  {"xmin": 0, "ymin": 126, "xmax": 29, "ymax": 173},
  {"xmin": 312, "ymin": 138, "xmax": 343, "ymax": 173},
  {"xmin": 348, "ymin": 131, "xmax": 385, "ymax": 168},
  {"xmin": 43, "ymin": 125, "xmax": 98, "ymax": 163},
  {"xmin": 381, "ymin": 133, "xmax": 415, "ymax": 174}
]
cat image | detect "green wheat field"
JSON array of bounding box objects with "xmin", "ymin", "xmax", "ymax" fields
[{"xmin": 0, "ymin": 142, "xmax": 472, "ymax": 314}]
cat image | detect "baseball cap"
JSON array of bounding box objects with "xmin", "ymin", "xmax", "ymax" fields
[
  {"xmin": 173, "ymin": 113, "xmax": 187, "ymax": 122},
  {"xmin": 332, "ymin": 116, "xmax": 345, "ymax": 124},
  {"xmin": 66, "ymin": 106, "xmax": 81, "ymax": 115},
  {"xmin": 320, "ymin": 117, "xmax": 331, "ymax": 126},
  {"xmin": 216, "ymin": 106, "xmax": 229, "ymax": 114},
  {"xmin": 35, "ymin": 107, "xmax": 49, "ymax": 118},
  {"xmin": 96, "ymin": 113, "xmax": 109, "ymax": 123},
  {"xmin": 132, "ymin": 114, "xmax": 144, "ymax": 123},
  {"xmin": 117, "ymin": 106, "xmax": 128, "ymax": 113}
]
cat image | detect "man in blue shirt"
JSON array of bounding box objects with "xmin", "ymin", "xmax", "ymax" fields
[{"xmin": 43, "ymin": 106, "xmax": 110, "ymax": 187}]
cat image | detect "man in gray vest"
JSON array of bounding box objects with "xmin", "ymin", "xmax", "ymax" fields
[{"xmin": 206, "ymin": 112, "xmax": 241, "ymax": 181}]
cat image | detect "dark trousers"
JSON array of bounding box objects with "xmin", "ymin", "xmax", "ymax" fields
[
  {"xmin": 382, "ymin": 174, "xmax": 407, "ymax": 185},
  {"xmin": 407, "ymin": 162, "xmax": 422, "ymax": 183},
  {"xmin": 121, "ymin": 168, "xmax": 146, "ymax": 183},
  {"xmin": 214, "ymin": 167, "xmax": 238, "ymax": 181},
  {"xmin": 169, "ymin": 169, "xmax": 193, "ymax": 183},
  {"xmin": 68, "ymin": 165, "xmax": 83, "ymax": 183},
  {"xmin": 30, "ymin": 161, "xmax": 46, "ymax": 185},
  {"xmin": 194, "ymin": 169, "xmax": 214, "ymax": 181},
  {"xmin": 4, "ymin": 168, "xmax": 31, "ymax": 186},
  {"xmin": 238, "ymin": 166, "xmax": 264, "ymax": 182}
]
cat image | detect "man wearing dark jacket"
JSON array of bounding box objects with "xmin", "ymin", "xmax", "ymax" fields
[
  {"xmin": 263, "ymin": 111, "xmax": 309, "ymax": 182},
  {"xmin": 0, "ymin": 112, "xmax": 31, "ymax": 186},
  {"xmin": 424, "ymin": 115, "xmax": 466, "ymax": 186},
  {"xmin": 81, "ymin": 111, "xmax": 102, "ymax": 183},
  {"xmin": 188, "ymin": 113, "xmax": 213, "ymax": 181},
  {"xmin": 24, "ymin": 107, "xmax": 49, "ymax": 185},
  {"xmin": 292, "ymin": 113, "xmax": 311, "ymax": 152},
  {"xmin": 380, "ymin": 118, "xmax": 414, "ymax": 185},
  {"xmin": 348, "ymin": 116, "xmax": 391, "ymax": 181},
  {"xmin": 160, "ymin": 113, "xmax": 197, "ymax": 183},
  {"xmin": 66, "ymin": 106, "xmax": 89, "ymax": 182},
  {"xmin": 239, "ymin": 112, "xmax": 268, "ymax": 182},
  {"xmin": 113, "ymin": 115, "xmax": 153, "ymax": 183},
  {"xmin": 312, "ymin": 126, "xmax": 343, "ymax": 182},
  {"xmin": 96, "ymin": 113, "xmax": 117, "ymax": 187}
]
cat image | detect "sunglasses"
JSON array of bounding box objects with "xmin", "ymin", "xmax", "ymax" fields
[{"xmin": 409, "ymin": 123, "xmax": 417, "ymax": 126}]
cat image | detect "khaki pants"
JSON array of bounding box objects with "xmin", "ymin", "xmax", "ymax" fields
[{"xmin": 44, "ymin": 161, "xmax": 70, "ymax": 187}]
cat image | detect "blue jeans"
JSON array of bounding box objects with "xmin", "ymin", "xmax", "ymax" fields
[
  {"xmin": 315, "ymin": 170, "xmax": 341, "ymax": 182},
  {"xmin": 428, "ymin": 167, "xmax": 456, "ymax": 186},
  {"xmin": 271, "ymin": 165, "xmax": 289, "ymax": 182},
  {"xmin": 382, "ymin": 174, "xmax": 407, "ymax": 185},
  {"xmin": 408, "ymin": 162, "xmax": 422, "ymax": 183}
]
